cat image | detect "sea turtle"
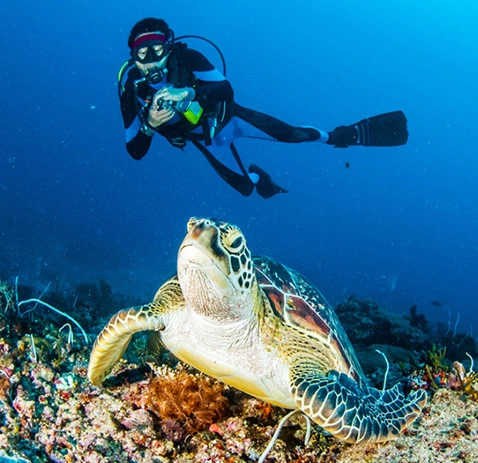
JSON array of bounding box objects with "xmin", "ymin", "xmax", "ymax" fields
[{"xmin": 88, "ymin": 217, "xmax": 426, "ymax": 443}]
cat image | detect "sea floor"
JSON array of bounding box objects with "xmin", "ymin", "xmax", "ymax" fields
[{"xmin": 0, "ymin": 284, "xmax": 477, "ymax": 462}]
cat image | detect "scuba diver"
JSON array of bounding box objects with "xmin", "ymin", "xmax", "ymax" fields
[{"xmin": 119, "ymin": 17, "xmax": 409, "ymax": 198}]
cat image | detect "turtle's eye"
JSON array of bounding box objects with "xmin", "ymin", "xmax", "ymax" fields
[
  {"xmin": 231, "ymin": 236, "xmax": 243, "ymax": 249},
  {"xmin": 225, "ymin": 233, "xmax": 245, "ymax": 253}
]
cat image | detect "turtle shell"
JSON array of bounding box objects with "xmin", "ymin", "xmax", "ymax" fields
[{"xmin": 253, "ymin": 255, "xmax": 364, "ymax": 382}]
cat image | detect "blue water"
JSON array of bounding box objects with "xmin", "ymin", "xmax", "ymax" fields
[{"xmin": 1, "ymin": 1, "xmax": 477, "ymax": 338}]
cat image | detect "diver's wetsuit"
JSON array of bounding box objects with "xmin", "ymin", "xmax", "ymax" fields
[{"xmin": 120, "ymin": 43, "xmax": 327, "ymax": 198}]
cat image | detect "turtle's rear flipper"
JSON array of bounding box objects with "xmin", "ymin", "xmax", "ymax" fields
[
  {"xmin": 292, "ymin": 370, "xmax": 426, "ymax": 443},
  {"xmin": 88, "ymin": 277, "xmax": 182, "ymax": 385},
  {"xmin": 249, "ymin": 164, "xmax": 288, "ymax": 199}
]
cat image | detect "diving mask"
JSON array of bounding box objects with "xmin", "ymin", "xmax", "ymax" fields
[
  {"xmin": 132, "ymin": 41, "xmax": 169, "ymax": 64},
  {"xmin": 131, "ymin": 32, "xmax": 170, "ymax": 64}
]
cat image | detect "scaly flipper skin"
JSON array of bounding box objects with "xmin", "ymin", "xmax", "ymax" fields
[
  {"xmin": 291, "ymin": 369, "xmax": 427, "ymax": 443},
  {"xmin": 87, "ymin": 278, "xmax": 183, "ymax": 385}
]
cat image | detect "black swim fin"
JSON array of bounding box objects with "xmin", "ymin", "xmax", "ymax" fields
[
  {"xmin": 189, "ymin": 139, "xmax": 254, "ymax": 196},
  {"xmin": 327, "ymin": 111, "xmax": 408, "ymax": 148},
  {"xmin": 249, "ymin": 164, "xmax": 288, "ymax": 199}
]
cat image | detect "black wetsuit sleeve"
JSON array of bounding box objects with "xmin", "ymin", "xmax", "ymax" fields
[
  {"xmin": 182, "ymin": 49, "xmax": 234, "ymax": 108},
  {"xmin": 120, "ymin": 76, "xmax": 153, "ymax": 160}
]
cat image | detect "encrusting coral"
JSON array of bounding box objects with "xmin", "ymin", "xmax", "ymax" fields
[{"xmin": 131, "ymin": 367, "xmax": 230, "ymax": 435}]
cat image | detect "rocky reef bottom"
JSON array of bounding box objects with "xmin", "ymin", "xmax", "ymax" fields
[{"xmin": 0, "ymin": 281, "xmax": 477, "ymax": 462}]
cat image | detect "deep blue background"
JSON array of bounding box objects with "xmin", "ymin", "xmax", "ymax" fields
[{"xmin": 1, "ymin": 1, "xmax": 477, "ymax": 337}]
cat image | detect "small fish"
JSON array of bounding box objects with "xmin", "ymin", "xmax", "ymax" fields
[{"xmin": 431, "ymin": 301, "xmax": 442, "ymax": 307}]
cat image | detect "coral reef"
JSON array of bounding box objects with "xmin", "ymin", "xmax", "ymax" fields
[
  {"xmin": 336, "ymin": 296, "xmax": 477, "ymax": 381},
  {"xmin": 335, "ymin": 296, "xmax": 431, "ymax": 351},
  {"xmin": 128, "ymin": 366, "xmax": 230, "ymax": 436},
  {"xmin": 0, "ymin": 280, "xmax": 477, "ymax": 462}
]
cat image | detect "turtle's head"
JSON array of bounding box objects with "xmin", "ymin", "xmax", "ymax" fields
[{"xmin": 178, "ymin": 217, "xmax": 256, "ymax": 318}]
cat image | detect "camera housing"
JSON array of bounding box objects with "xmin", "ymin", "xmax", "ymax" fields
[{"xmin": 156, "ymin": 98, "xmax": 174, "ymax": 111}]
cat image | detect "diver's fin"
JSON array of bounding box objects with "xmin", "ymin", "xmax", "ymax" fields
[
  {"xmin": 327, "ymin": 111, "xmax": 408, "ymax": 148},
  {"xmin": 249, "ymin": 164, "xmax": 288, "ymax": 199},
  {"xmin": 189, "ymin": 139, "xmax": 254, "ymax": 196}
]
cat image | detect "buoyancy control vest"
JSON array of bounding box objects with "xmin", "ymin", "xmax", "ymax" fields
[{"xmin": 119, "ymin": 42, "xmax": 232, "ymax": 148}]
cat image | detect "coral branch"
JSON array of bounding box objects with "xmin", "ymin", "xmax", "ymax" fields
[{"xmin": 18, "ymin": 298, "xmax": 89, "ymax": 344}]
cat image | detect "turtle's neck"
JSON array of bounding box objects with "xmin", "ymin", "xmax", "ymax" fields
[{"xmin": 181, "ymin": 266, "xmax": 257, "ymax": 323}]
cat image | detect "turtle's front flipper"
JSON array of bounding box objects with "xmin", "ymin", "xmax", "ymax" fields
[
  {"xmin": 292, "ymin": 370, "xmax": 426, "ymax": 443},
  {"xmin": 88, "ymin": 277, "xmax": 183, "ymax": 385}
]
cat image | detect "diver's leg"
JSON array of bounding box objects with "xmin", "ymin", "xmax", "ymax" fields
[
  {"xmin": 188, "ymin": 111, "xmax": 299, "ymax": 197},
  {"xmin": 230, "ymin": 104, "xmax": 410, "ymax": 148},
  {"xmin": 206, "ymin": 118, "xmax": 288, "ymax": 198},
  {"xmin": 232, "ymin": 103, "xmax": 329, "ymax": 143}
]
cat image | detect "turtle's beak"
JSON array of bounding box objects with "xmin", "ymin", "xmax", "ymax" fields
[{"xmin": 178, "ymin": 243, "xmax": 219, "ymax": 276}]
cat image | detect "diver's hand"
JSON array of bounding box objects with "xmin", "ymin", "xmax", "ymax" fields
[
  {"xmin": 147, "ymin": 107, "xmax": 174, "ymax": 128},
  {"xmin": 147, "ymin": 92, "xmax": 175, "ymax": 128},
  {"xmin": 156, "ymin": 87, "xmax": 190, "ymax": 102}
]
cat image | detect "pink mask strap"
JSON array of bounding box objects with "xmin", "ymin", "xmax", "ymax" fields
[{"xmin": 130, "ymin": 33, "xmax": 167, "ymax": 49}]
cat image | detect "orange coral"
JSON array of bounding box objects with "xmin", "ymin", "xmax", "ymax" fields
[
  {"xmin": 142, "ymin": 370, "xmax": 230, "ymax": 433},
  {"xmin": 0, "ymin": 374, "xmax": 11, "ymax": 400},
  {"xmin": 255, "ymin": 401, "xmax": 274, "ymax": 421}
]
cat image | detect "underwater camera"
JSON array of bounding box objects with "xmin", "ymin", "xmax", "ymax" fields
[{"xmin": 156, "ymin": 98, "xmax": 175, "ymax": 111}]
